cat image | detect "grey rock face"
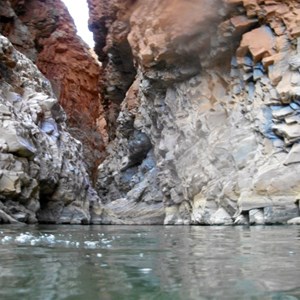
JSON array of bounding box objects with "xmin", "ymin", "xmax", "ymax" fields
[
  {"xmin": 94, "ymin": 0, "xmax": 300, "ymax": 225},
  {"xmin": 0, "ymin": 35, "xmax": 108, "ymax": 224}
]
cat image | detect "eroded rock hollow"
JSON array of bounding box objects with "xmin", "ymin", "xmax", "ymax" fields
[{"xmin": 1, "ymin": 0, "xmax": 300, "ymax": 225}]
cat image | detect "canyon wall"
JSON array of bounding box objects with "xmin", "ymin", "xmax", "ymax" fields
[
  {"xmin": 1, "ymin": 0, "xmax": 300, "ymax": 225},
  {"xmin": 87, "ymin": 0, "xmax": 137, "ymax": 139},
  {"xmin": 90, "ymin": 0, "xmax": 300, "ymax": 225},
  {"xmin": 0, "ymin": 34, "xmax": 100, "ymax": 224},
  {"xmin": 0, "ymin": 0, "xmax": 125, "ymax": 224},
  {"xmin": 0, "ymin": 0, "xmax": 107, "ymax": 176}
]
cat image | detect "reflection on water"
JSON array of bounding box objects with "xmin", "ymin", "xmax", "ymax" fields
[{"xmin": 0, "ymin": 225, "xmax": 300, "ymax": 300}]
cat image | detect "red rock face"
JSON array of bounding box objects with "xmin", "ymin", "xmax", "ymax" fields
[
  {"xmin": 0, "ymin": 0, "xmax": 108, "ymax": 177},
  {"xmin": 87, "ymin": 0, "xmax": 136, "ymax": 138}
]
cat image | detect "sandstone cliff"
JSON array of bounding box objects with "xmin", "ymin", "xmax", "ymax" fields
[{"xmin": 90, "ymin": 0, "xmax": 300, "ymax": 225}]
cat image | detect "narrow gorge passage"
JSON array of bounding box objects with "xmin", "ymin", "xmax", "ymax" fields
[{"xmin": 0, "ymin": 0, "xmax": 300, "ymax": 226}]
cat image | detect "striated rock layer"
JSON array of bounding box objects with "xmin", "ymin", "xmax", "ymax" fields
[
  {"xmin": 0, "ymin": 34, "xmax": 100, "ymax": 224},
  {"xmin": 91, "ymin": 0, "xmax": 300, "ymax": 225},
  {"xmin": 0, "ymin": 0, "xmax": 108, "ymax": 176}
]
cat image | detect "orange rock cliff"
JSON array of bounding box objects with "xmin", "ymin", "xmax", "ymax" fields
[{"xmin": 0, "ymin": 0, "xmax": 108, "ymax": 177}]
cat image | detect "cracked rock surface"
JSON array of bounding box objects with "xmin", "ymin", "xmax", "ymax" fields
[
  {"xmin": 0, "ymin": 34, "xmax": 114, "ymax": 224},
  {"xmin": 91, "ymin": 0, "xmax": 300, "ymax": 224}
]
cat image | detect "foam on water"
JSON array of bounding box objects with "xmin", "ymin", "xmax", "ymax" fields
[
  {"xmin": 1, "ymin": 236, "xmax": 13, "ymax": 243},
  {"xmin": 139, "ymin": 268, "xmax": 152, "ymax": 274},
  {"xmin": 0, "ymin": 232, "xmax": 112, "ymax": 249},
  {"xmin": 84, "ymin": 241, "xmax": 99, "ymax": 248}
]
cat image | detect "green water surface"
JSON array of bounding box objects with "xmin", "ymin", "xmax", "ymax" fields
[{"xmin": 0, "ymin": 225, "xmax": 299, "ymax": 300}]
